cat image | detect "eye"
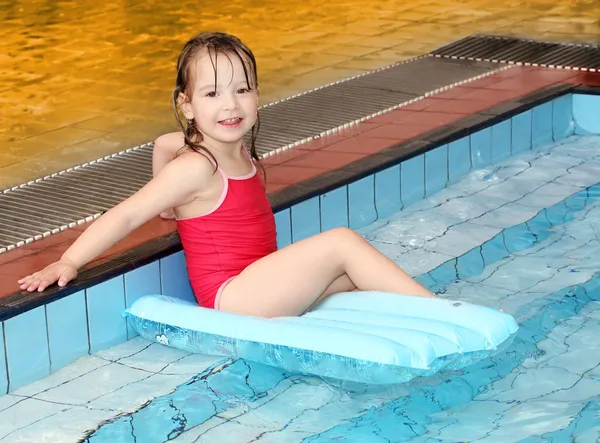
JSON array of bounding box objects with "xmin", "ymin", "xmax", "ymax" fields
[
  {"xmin": 237, "ymin": 88, "xmax": 251, "ymax": 94},
  {"xmin": 205, "ymin": 91, "xmax": 217, "ymax": 98}
]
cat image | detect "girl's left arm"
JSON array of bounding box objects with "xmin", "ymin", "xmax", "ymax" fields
[
  {"xmin": 18, "ymin": 156, "xmax": 210, "ymax": 292},
  {"xmin": 61, "ymin": 156, "xmax": 208, "ymax": 269}
]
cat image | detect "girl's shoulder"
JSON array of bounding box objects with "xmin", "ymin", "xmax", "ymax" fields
[
  {"xmin": 167, "ymin": 150, "xmax": 216, "ymax": 181},
  {"xmin": 154, "ymin": 131, "xmax": 185, "ymax": 151}
]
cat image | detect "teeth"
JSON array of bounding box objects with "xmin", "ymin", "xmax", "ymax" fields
[{"xmin": 222, "ymin": 118, "xmax": 240, "ymax": 124}]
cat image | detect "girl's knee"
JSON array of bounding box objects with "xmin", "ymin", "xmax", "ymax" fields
[{"xmin": 324, "ymin": 227, "xmax": 363, "ymax": 246}]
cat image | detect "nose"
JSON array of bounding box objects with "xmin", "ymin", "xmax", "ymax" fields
[{"xmin": 222, "ymin": 91, "xmax": 238, "ymax": 111}]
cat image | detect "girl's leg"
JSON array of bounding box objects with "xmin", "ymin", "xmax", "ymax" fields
[{"xmin": 218, "ymin": 227, "xmax": 435, "ymax": 318}]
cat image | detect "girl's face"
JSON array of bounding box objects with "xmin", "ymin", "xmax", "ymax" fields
[{"xmin": 181, "ymin": 50, "xmax": 258, "ymax": 151}]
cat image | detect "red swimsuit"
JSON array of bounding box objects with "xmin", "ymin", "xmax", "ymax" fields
[{"xmin": 176, "ymin": 150, "xmax": 278, "ymax": 309}]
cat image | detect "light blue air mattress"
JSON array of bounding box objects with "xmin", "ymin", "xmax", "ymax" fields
[{"xmin": 124, "ymin": 291, "xmax": 518, "ymax": 384}]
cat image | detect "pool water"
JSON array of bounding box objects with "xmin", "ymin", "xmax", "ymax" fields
[{"xmin": 4, "ymin": 135, "xmax": 600, "ymax": 442}]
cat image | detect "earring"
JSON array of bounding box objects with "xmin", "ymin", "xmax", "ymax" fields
[{"xmin": 187, "ymin": 118, "xmax": 194, "ymax": 127}]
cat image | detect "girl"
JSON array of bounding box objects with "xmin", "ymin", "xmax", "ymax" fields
[{"xmin": 18, "ymin": 32, "xmax": 436, "ymax": 318}]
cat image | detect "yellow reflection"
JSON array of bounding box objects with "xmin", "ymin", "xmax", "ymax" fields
[{"xmin": 0, "ymin": 0, "xmax": 598, "ymax": 187}]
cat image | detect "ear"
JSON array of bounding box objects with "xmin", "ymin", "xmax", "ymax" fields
[{"xmin": 178, "ymin": 92, "xmax": 194, "ymax": 120}]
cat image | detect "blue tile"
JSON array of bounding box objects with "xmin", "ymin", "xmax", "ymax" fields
[
  {"xmin": 414, "ymin": 274, "xmax": 437, "ymax": 292},
  {"xmin": 400, "ymin": 154, "xmax": 425, "ymax": 207},
  {"xmin": 375, "ymin": 166, "xmax": 402, "ymax": 219},
  {"xmin": 0, "ymin": 324, "xmax": 7, "ymax": 394},
  {"xmin": 124, "ymin": 262, "xmax": 161, "ymax": 338},
  {"xmin": 320, "ymin": 186, "xmax": 349, "ymax": 231},
  {"xmin": 573, "ymin": 94, "xmax": 600, "ymax": 134},
  {"xmin": 274, "ymin": 209, "xmax": 292, "ymax": 248},
  {"xmin": 456, "ymin": 248, "xmax": 485, "ymax": 281},
  {"xmin": 448, "ymin": 137, "xmax": 470, "ymax": 184},
  {"xmin": 425, "ymin": 144, "xmax": 448, "ymax": 196},
  {"xmin": 470, "ymin": 127, "xmax": 492, "ymax": 168},
  {"xmin": 427, "ymin": 260, "xmax": 457, "ymax": 295},
  {"xmin": 526, "ymin": 212, "xmax": 554, "ymax": 245},
  {"xmin": 46, "ymin": 291, "xmax": 89, "ymax": 372},
  {"xmin": 349, "ymin": 176, "xmax": 377, "ymax": 230},
  {"xmin": 532, "ymin": 102, "xmax": 553, "ymax": 148},
  {"xmin": 160, "ymin": 251, "xmax": 196, "ymax": 304},
  {"xmin": 564, "ymin": 189, "xmax": 591, "ymax": 213},
  {"xmin": 86, "ymin": 276, "xmax": 128, "ymax": 354},
  {"xmin": 511, "ymin": 110, "xmax": 532, "ymax": 153},
  {"xmin": 503, "ymin": 224, "xmax": 536, "ymax": 254},
  {"xmin": 480, "ymin": 233, "xmax": 510, "ymax": 267},
  {"xmin": 552, "ymin": 94, "xmax": 574, "ymax": 142},
  {"xmin": 4, "ymin": 307, "xmax": 50, "ymax": 390},
  {"xmin": 291, "ymin": 196, "xmax": 320, "ymax": 242},
  {"xmin": 491, "ymin": 120, "xmax": 511, "ymax": 162},
  {"xmin": 544, "ymin": 201, "xmax": 570, "ymax": 226}
]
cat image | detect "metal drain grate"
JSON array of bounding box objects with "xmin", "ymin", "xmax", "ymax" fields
[
  {"xmin": 1, "ymin": 56, "xmax": 503, "ymax": 253},
  {"xmin": 432, "ymin": 35, "xmax": 600, "ymax": 71},
  {"xmin": 253, "ymin": 57, "xmax": 497, "ymax": 155}
]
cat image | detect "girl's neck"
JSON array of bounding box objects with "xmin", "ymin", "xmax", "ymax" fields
[{"xmin": 201, "ymin": 140, "xmax": 246, "ymax": 161}]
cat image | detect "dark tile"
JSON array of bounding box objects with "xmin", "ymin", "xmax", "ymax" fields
[
  {"xmin": 265, "ymin": 164, "xmax": 329, "ymax": 185},
  {"xmin": 449, "ymin": 113, "xmax": 496, "ymax": 134},
  {"xmin": 421, "ymin": 98, "xmax": 496, "ymax": 114},
  {"xmin": 0, "ymin": 244, "xmax": 42, "ymax": 267},
  {"xmin": 528, "ymin": 68, "xmax": 579, "ymax": 83},
  {"xmin": 330, "ymin": 121, "xmax": 384, "ymax": 138},
  {"xmin": 461, "ymin": 76, "xmax": 505, "ymax": 88},
  {"xmin": 364, "ymin": 123, "xmax": 431, "ymax": 140},
  {"xmin": 399, "ymin": 111, "xmax": 464, "ymax": 127},
  {"xmin": 322, "ymin": 136, "xmax": 394, "ymax": 154},
  {"xmin": 265, "ymin": 181, "xmax": 289, "ymax": 194},
  {"xmin": 379, "ymin": 139, "xmax": 431, "ymax": 160},
  {"xmin": 0, "ymin": 245, "xmax": 65, "ymax": 277},
  {"xmin": 480, "ymin": 100, "xmax": 525, "ymax": 116},
  {"xmin": 485, "ymin": 78, "xmax": 544, "ymax": 91},
  {"xmin": 516, "ymin": 82, "xmax": 575, "ymax": 104},
  {"xmin": 573, "ymin": 85, "xmax": 600, "ymax": 94},
  {"xmin": 0, "ymin": 232, "xmax": 182, "ymax": 322},
  {"xmin": 261, "ymin": 148, "xmax": 311, "ymax": 167},
  {"xmin": 0, "ymin": 275, "xmax": 21, "ymax": 300},
  {"xmin": 578, "ymin": 73, "xmax": 600, "ymax": 87},
  {"xmin": 460, "ymin": 88, "xmax": 525, "ymax": 102},
  {"xmin": 285, "ymin": 151, "xmax": 367, "ymax": 170},
  {"xmin": 396, "ymin": 100, "xmax": 431, "ymax": 111}
]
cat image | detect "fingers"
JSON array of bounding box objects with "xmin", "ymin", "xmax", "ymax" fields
[
  {"xmin": 18, "ymin": 263, "xmax": 77, "ymax": 293},
  {"xmin": 18, "ymin": 271, "xmax": 59, "ymax": 292},
  {"xmin": 18, "ymin": 273, "xmax": 39, "ymax": 291},
  {"xmin": 58, "ymin": 268, "xmax": 77, "ymax": 287}
]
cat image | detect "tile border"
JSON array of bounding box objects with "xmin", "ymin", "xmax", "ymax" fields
[{"xmin": 269, "ymin": 82, "xmax": 577, "ymax": 211}]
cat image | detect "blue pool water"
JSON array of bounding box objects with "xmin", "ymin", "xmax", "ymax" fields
[
  {"xmin": 80, "ymin": 135, "xmax": 600, "ymax": 443},
  {"xmin": 3, "ymin": 135, "xmax": 600, "ymax": 442}
]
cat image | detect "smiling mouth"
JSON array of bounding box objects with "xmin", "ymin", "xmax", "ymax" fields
[{"xmin": 219, "ymin": 117, "xmax": 243, "ymax": 127}]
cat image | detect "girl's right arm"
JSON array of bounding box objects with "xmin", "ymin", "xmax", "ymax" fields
[
  {"xmin": 152, "ymin": 132, "xmax": 185, "ymax": 177},
  {"xmin": 18, "ymin": 154, "xmax": 213, "ymax": 292}
]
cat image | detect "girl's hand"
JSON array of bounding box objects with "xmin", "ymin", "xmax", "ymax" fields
[
  {"xmin": 18, "ymin": 260, "xmax": 78, "ymax": 292},
  {"xmin": 160, "ymin": 209, "xmax": 176, "ymax": 220}
]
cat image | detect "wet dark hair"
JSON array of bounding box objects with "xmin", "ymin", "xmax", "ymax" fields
[{"xmin": 172, "ymin": 32, "xmax": 262, "ymax": 172}]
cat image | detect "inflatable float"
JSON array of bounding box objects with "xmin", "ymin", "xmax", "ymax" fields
[{"xmin": 124, "ymin": 291, "xmax": 518, "ymax": 384}]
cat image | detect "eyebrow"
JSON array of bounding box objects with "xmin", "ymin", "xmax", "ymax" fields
[{"xmin": 196, "ymin": 80, "xmax": 251, "ymax": 91}]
